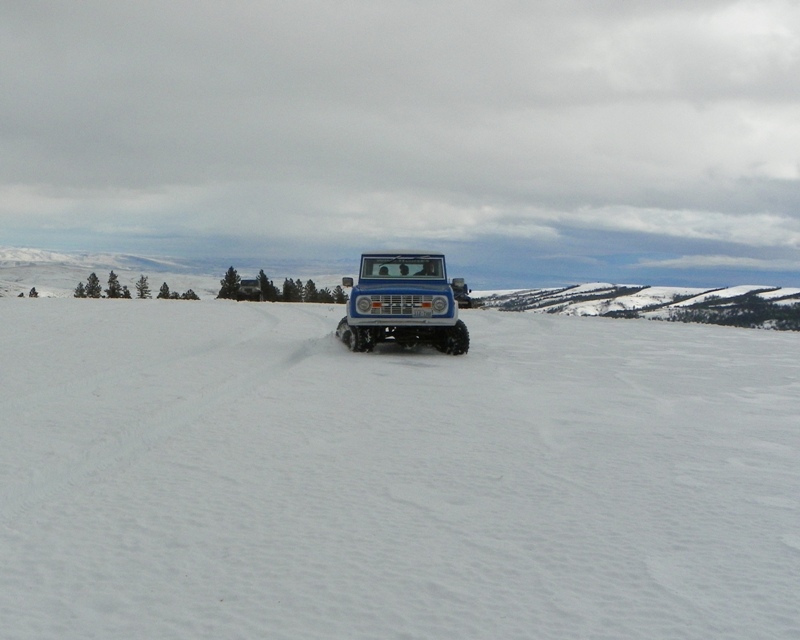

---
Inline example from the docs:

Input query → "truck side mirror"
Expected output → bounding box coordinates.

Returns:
[342,277,354,288]
[452,278,465,287]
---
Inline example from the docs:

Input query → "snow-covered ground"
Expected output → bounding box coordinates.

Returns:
[2,299,799,639]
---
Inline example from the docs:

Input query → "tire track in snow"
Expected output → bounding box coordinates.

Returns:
[0,308,332,526]
[1,302,284,421]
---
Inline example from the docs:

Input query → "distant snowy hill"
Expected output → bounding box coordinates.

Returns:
[0,247,186,270]
[476,282,800,329]
[0,247,222,299]
[0,247,349,299]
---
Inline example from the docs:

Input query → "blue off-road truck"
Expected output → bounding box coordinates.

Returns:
[336,251,470,354]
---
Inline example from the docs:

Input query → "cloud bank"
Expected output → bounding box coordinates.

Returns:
[2,1,800,286]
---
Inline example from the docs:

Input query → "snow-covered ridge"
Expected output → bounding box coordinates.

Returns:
[0,247,222,299]
[0,247,347,299]
[477,282,800,317]
[0,247,186,270]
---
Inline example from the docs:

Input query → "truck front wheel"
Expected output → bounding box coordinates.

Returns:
[351,326,376,352]
[436,319,470,355]
[338,318,375,352]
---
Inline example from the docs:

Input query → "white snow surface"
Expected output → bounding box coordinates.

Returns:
[2,299,800,639]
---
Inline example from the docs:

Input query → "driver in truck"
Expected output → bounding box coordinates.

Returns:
[415,260,437,276]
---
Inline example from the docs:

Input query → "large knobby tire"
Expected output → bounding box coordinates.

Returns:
[437,319,470,355]
[351,326,375,352]
[336,317,353,348]
[337,317,374,352]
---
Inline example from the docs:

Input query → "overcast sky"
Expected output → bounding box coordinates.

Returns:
[3,1,800,287]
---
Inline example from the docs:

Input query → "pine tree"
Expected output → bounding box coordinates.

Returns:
[74,282,87,298]
[105,271,122,298]
[304,279,319,303]
[157,282,171,299]
[181,289,200,300]
[282,278,301,302]
[217,266,240,299]
[258,269,268,298]
[332,285,348,304]
[28,287,39,298]
[121,286,132,299]
[295,279,304,302]
[85,273,102,298]
[317,287,334,303]
[135,275,151,299]
[258,269,279,302]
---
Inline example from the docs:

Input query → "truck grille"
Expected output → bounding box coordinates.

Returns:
[368,294,433,315]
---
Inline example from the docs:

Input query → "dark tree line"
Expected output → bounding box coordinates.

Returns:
[666,294,800,331]
[216,266,347,304]
[74,272,199,300]
[47,267,345,303]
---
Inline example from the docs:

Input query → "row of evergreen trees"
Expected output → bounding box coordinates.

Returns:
[666,294,800,330]
[216,267,348,303]
[63,267,349,303]
[74,272,199,300]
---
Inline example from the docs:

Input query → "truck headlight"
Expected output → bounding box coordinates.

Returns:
[432,296,448,314]
[356,296,372,313]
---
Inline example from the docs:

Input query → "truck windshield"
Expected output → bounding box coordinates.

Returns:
[361,256,445,279]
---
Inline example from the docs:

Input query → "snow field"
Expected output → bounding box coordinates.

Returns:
[1,298,799,639]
